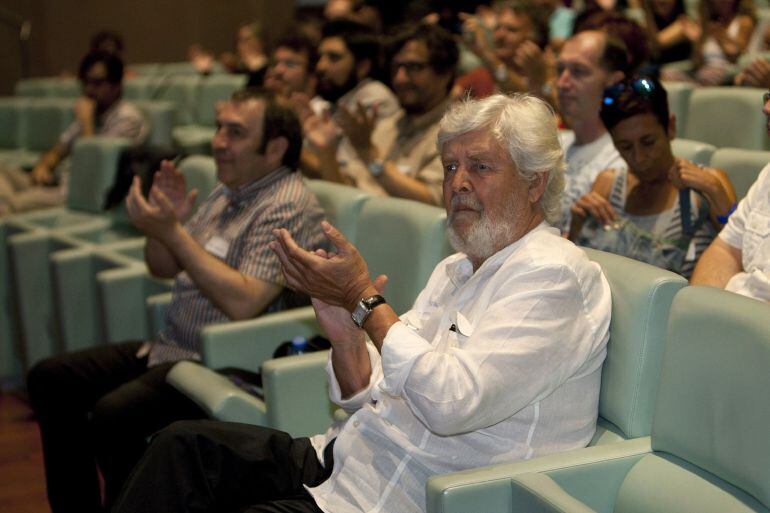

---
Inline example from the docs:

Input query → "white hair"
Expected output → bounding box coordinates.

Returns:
[437,93,565,225]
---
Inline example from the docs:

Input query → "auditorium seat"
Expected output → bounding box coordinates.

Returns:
[437,286,770,513]
[709,147,770,200]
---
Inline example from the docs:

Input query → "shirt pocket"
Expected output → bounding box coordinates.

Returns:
[743,211,770,269]
[446,311,474,350]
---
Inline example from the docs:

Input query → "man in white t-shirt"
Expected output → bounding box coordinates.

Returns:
[555,30,628,232]
[692,147,770,301]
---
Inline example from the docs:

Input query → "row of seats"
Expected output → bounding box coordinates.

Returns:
[0,154,219,383]
[11,73,248,154]
[0,96,176,168]
[167,249,770,513]
[662,83,770,152]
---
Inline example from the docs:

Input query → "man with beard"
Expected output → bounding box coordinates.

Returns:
[26,89,327,513]
[264,32,318,100]
[296,19,399,184]
[334,22,458,205]
[0,51,148,215]
[555,29,629,232]
[111,94,612,513]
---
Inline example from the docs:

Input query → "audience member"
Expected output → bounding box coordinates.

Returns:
[295,19,399,182]
[461,0,552,97]
[25,89,327,513]
[570,76,736,278]
[663,0,756,85]
[534,0,577,50]
[112,93,611,513]
[691,89,770,301]
[193,21,270,84]
[0,51,148,216]
[264,31,319,99]
[735,55,770,87]
[576,10,652,75]
[555,30,629,231]
[330,22,458,205]
[642,0,698,66]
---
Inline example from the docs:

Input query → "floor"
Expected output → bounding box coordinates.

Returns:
[0,391,49,513]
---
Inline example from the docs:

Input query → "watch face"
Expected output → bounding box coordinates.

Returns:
[351,301,368,327]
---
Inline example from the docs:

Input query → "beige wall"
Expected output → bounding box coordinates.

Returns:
[0,0,295,95]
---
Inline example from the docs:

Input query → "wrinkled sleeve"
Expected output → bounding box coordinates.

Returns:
[378,264,610,436]
[326,341,384,413]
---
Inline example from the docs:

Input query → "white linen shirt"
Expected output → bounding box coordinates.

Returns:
[719,163,770,301]
[308,223,612,513]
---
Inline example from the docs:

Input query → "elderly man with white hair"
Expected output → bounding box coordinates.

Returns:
[112,94,612,513]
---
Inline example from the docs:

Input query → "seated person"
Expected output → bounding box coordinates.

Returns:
[0,51,148,216]
[569,76,737,278]
[112,94,612,513]
[691,92,770,301]
[26,89,327,513]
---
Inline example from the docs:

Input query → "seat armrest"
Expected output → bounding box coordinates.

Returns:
[146,292,173,335]
[508,473,598,513]
[262,351,335,437]
[426,437,651,513]
[97,265,172,343]
[166,361,268,426]
[200,306,319,372]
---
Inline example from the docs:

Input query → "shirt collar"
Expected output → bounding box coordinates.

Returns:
[445,222,554,286]
[224,166,291,208]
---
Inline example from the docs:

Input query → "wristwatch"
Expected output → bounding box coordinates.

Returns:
[351,294,387,328]
[368,159,385,177]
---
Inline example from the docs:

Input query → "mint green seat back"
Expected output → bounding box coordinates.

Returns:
[662,81,694,132]
[23,99,74,152]
[195,74,247,126]
[134,99,175,150]
[154,75,200,126]
[582,249,687,444]
[684,87,769,150]
[709,147,770,200]
[629,286,770,512]
[355,196,452,316]
[0,97,26,150]
[671,138,717,166]
[67,137,131,212]
[178,155,219,213]
[123,76,156,101]
[305,180,370,243]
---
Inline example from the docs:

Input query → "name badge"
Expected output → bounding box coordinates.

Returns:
[205,235,230,259]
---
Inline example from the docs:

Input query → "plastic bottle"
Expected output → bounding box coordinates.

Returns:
[287,336,308,355]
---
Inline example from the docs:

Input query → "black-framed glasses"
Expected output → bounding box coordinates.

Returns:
[603,77,657,107]
[763,90,770,104]
[390,61,430,76]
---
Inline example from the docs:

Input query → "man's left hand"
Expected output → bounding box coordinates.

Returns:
[270,221,381,311]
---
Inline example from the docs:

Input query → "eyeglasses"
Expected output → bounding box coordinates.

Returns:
[391,61,430,75]
[763,90,770,104]
[82,76,109,87]
[602,77,657,107]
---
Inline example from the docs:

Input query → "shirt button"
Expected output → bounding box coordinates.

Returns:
[353,420,360,428]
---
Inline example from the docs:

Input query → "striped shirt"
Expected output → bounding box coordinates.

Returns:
[577,167,717,278]
[148,166,326,365]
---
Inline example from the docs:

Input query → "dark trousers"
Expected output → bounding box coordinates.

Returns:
[113,420,331,513]
[26,341,207,513]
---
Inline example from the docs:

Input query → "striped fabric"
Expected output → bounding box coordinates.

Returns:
[580,167,716,278]
[148,167,327,366]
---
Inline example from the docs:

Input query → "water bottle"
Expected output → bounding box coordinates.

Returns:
[287,336,308,355]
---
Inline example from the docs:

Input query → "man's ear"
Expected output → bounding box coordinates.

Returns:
[265,136,289,167]
[356,59,372,82]
[529,171,549,204]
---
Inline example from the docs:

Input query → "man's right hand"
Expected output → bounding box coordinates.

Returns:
[571,191,618,226]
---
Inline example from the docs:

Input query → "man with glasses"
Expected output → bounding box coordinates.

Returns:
[0,51,148,215]
[691,90,770,301]
[327,22,459,205]
[264,32,318,100]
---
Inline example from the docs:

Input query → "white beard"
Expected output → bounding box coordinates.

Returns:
[446,195,517,264]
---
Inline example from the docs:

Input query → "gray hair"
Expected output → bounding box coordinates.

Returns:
[437,93,565,225]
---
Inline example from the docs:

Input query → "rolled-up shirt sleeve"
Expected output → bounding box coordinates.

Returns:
[326,340,384,413]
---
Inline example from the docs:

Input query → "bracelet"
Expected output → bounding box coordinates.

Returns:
[716,203,738,224]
